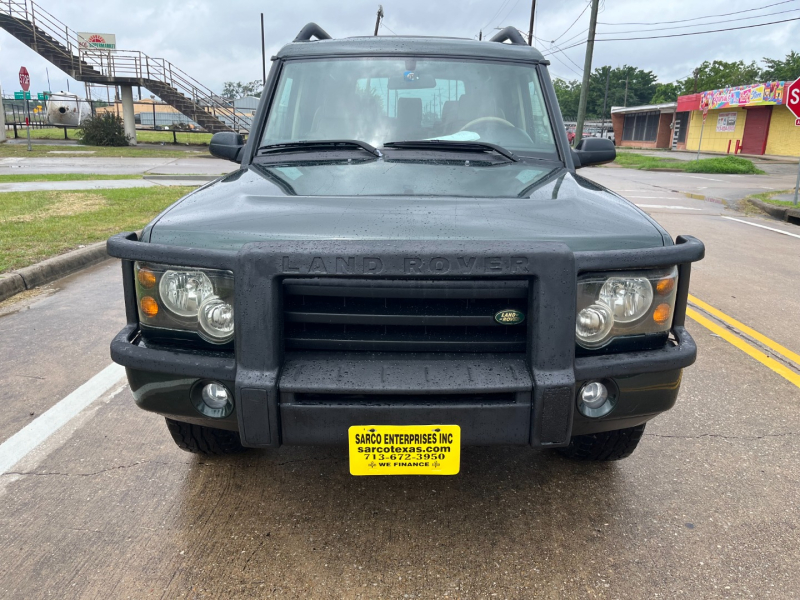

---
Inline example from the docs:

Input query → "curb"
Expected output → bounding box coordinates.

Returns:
[747,198,800,225]
[681,191,729,206]
[143,174,219,182]
[0,241,109,303]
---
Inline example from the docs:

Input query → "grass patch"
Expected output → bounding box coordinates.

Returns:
[748,190,799,208]
[23,127,213,146]
[0,186,193,272]
[0,173,142,183]
[0,142,207,159]
[613,152,765,174]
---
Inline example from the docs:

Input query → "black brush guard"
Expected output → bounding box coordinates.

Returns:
[108,233,704,448]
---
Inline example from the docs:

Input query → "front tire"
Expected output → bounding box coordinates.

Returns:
[165,418,248,455]
[558,424,646,461]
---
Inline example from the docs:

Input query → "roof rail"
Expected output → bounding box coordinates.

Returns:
[489,26,527,46]
[294,23,332,42]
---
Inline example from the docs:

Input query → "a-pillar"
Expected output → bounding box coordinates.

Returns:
[0,84,6,143]
[120,85,137,145]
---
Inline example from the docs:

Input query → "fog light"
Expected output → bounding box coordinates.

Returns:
[580,381,608,408]
[192,381,234,418]
[202,383,230,409]
[577,380,616,418]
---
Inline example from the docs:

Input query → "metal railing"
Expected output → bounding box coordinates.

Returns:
[1,0,252,132]
[2,94,221,142]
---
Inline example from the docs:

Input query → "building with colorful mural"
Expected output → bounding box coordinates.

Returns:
[610,80,800,157]
[678,80,799,156]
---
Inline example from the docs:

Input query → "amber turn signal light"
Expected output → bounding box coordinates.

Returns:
[656,277,675,295]
[137,267,157,289]
[140,296,159,317]
[652,303,671,325]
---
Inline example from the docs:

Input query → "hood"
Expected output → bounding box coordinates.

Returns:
[146,160,667,252]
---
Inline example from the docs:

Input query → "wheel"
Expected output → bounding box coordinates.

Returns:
[558,424,646,461]
[165,418,248,455]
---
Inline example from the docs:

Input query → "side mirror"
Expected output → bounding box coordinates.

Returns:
[209,131,245,163]
[571,137,615,169]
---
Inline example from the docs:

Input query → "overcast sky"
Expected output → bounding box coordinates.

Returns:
[1,0,799,99]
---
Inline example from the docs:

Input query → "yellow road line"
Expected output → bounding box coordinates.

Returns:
[689,294,800,367]
[686,308,800,389]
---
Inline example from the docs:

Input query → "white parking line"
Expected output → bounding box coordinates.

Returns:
[722,216,800,239]
[0,363,125,475]
[636,204,702,210]
[687,175,723,181]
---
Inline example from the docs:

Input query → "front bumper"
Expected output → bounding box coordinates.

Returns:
[108,233,704,448]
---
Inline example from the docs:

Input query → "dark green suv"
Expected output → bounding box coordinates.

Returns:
[108,24,703,473]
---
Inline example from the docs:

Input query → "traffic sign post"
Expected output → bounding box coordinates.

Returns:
[19,67,32,152]
[696,101,709,161]
[786,77,800,205]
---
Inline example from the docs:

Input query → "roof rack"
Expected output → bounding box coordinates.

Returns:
[489,26,527,46]
[294,23,332,42]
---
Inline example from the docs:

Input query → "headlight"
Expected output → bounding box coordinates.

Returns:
[576,267,678,349]
[134,262,234,345]
[159,270,214,317]
[598,277,653,323]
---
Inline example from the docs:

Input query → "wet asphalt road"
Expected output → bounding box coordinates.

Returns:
[0,166,799,599]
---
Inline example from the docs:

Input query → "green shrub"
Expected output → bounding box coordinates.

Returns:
[78,113,131,146]
[683,155,764,174]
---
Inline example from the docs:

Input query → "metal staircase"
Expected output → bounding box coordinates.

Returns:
[0,0,251,133]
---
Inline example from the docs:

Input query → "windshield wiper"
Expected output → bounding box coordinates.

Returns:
[382,140,518,162]
[257,139,382,157]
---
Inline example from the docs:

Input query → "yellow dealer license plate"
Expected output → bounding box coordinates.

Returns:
[348,425,461,476]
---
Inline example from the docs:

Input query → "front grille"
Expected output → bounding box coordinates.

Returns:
[283,279,529,352]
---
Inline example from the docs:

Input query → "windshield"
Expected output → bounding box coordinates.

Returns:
[261,57,558,158]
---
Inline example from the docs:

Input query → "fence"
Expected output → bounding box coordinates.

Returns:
[2,95,224,143]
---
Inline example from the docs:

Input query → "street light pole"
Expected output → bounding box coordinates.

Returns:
[574,0,600,147]
[527,0,536,46]
[374,5,384,36]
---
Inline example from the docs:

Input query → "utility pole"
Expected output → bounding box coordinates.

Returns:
[261,13,267,86]
[374,5,384,36]
[693,69,699,93]
[623,75,629,107]
[527,0,536,46]
[479,30,482,41]
[574,0,599,146]
[600,66,610,137]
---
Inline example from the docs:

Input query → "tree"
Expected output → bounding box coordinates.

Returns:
[651,82,679,104]
[556,66,658,119]
[676,60,760,95]
[553,78,581,119]
[760,50,800,82]
[221,79,264,100]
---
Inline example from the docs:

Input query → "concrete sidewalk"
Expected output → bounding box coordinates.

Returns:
[0,177,213,193]
[0,155,235,176]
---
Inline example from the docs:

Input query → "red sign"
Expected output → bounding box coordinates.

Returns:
[787,76,800,124]
[19,66,30,92]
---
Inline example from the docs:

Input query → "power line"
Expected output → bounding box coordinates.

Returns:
[598,0,794,26]
[595,7,800,36]
[480,0,513,32]
[543,16,800,53]
[552,2,590,43]
[547,47,584,78]
[496,0,524,30]
[557,27,589,48]
[539,36,585,72]
[380,21,398,35]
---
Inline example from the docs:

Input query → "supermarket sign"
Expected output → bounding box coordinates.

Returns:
[77,32,116,50]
